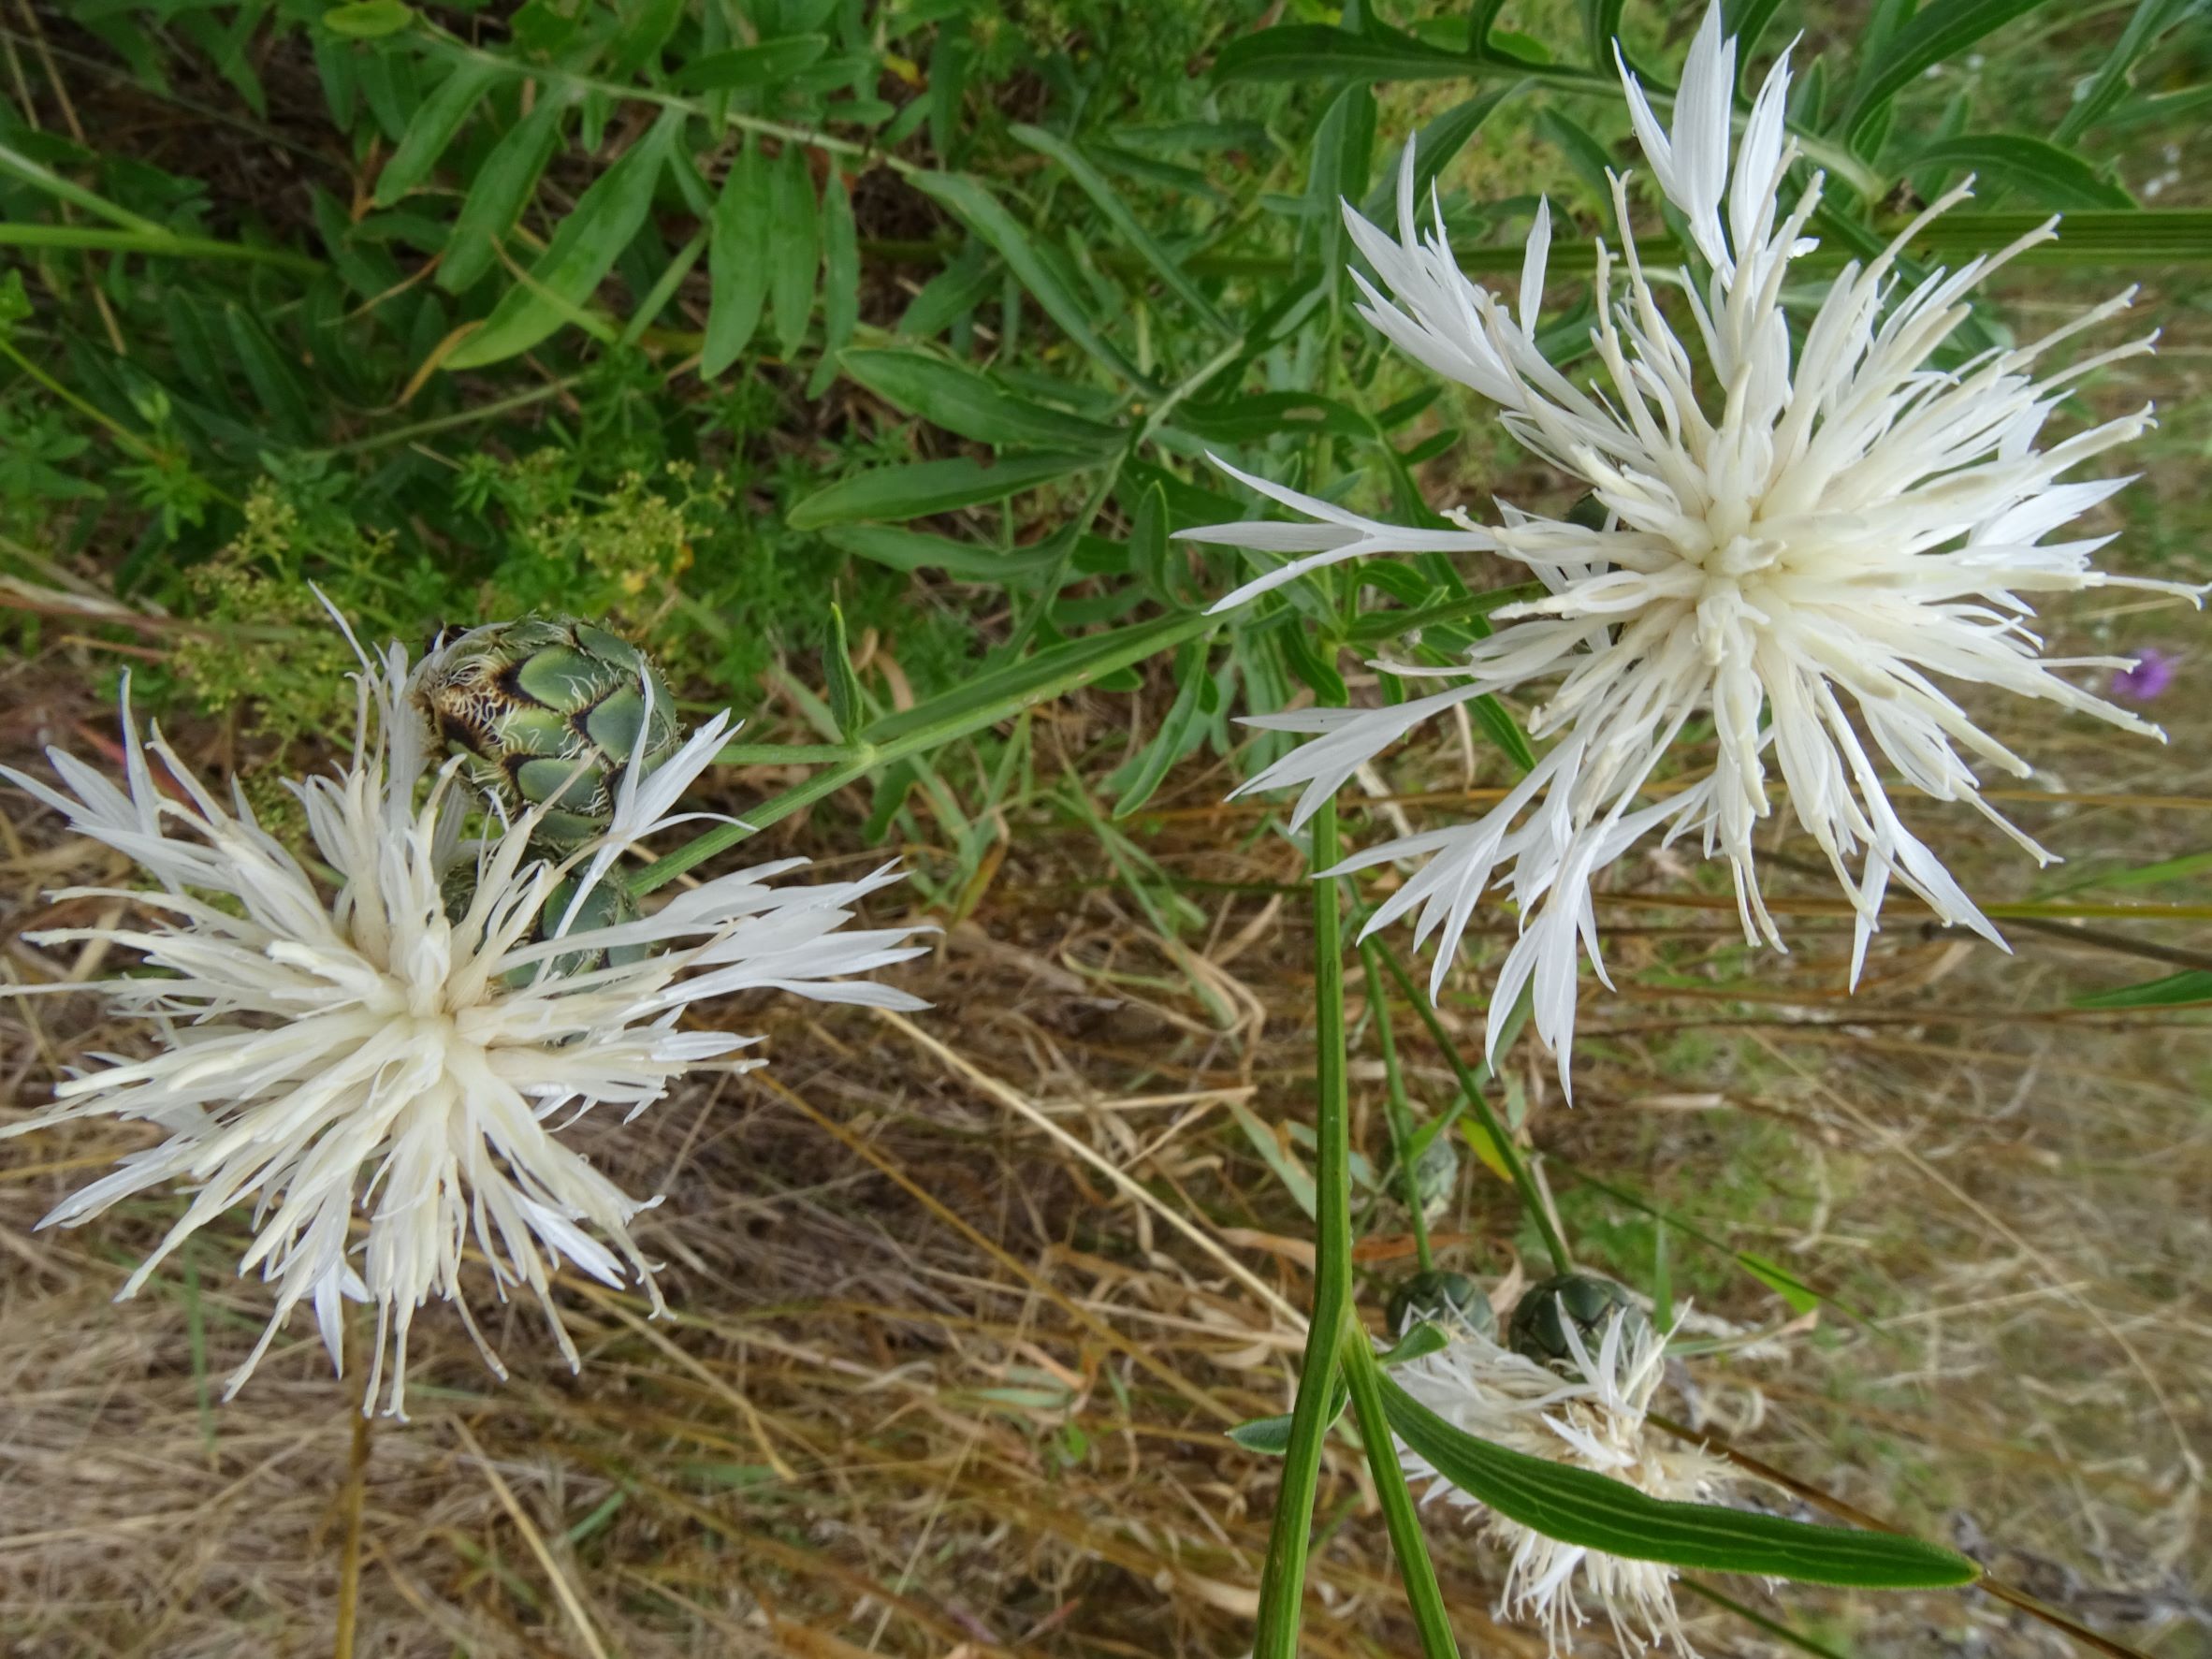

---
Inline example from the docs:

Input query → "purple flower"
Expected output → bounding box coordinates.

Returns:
[2112,648,2177,702]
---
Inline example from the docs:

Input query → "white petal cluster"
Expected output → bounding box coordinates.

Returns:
[1395,1310,1732,1653]
[3,633,928,1416]
[1186,1,2198,1084]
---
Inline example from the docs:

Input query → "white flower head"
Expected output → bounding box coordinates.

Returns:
[3,625,930,1417]
[1395,1307,1732,1653]
[1186,0,2201,1089]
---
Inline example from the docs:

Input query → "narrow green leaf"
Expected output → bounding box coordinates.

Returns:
[324,0,414,38]
[618,228,703,346]
[928,25,971,166]
[769,145,820,361]
[1536,107,1619,206]
[1377,1321,1451,1367]
[375,60,509,207]
[0,138,164,236]
[1579,0,1626,67]
[1229,1380,1350,1454]
[1010,124,1233,335]
[1906,135,2134,210]
[840,348,1121,449]
[1738,1250,1821,1316]
[1130,480,1173,600]
[702,138,769,376]
[676,36,830,93]
[808,169,857,397]
[2072,968,2212,1010]
[1393,81,1531,212]
[1722,0,1792,66]
[1841,0,2060,146]
[438,90,573,295]
[910,169,1141,381]
[861,610,1211,746]
[1211,22,1470,84]
[446,107,683,368]
[1379,1375,1981,1587]
[222,306,314,442]
[822,524,1063,580]
[1909,206,2212,263]
[823,604,865,740]
[1112,636,1214,818]
[788,452,1093,531]
[2054,0,2195,145]
[1175,391,1374,444]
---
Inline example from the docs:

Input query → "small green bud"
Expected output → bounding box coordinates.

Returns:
[1386,1270,1495,1341]
[1410,1133,1459,1225]
[1507,1272,1649,1372]
[417,618,680,847]
[521,875,647,983]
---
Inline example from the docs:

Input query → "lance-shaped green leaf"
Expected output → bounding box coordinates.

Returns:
[1212,22,1472,84]
[910,170,1142,381]
[374,58,511,207]
[841,349,1121,450]
[862,609,1212,746]
[769,145,820,361]
[2072,968,2212,1010]
[1230,1377,1349,1455]
[824,524,1064,580]
[703,138,770,376]
[2054,0,2195,145]
[823,604,866,740]
[1841,0,2059,146]
[810,169,858,397]
[438,87,571,294]
[675,35,829,93]
[789,452,1095,530]
[1009,124,1233,335]
[1906,135,2134,210]
[446,106,682,367]
[1377,1375,1980,1588]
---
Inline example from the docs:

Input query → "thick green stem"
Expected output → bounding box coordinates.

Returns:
[1375,943,1572,1276]
[1250,797,1352,1659]
[1340,1330,1460,1659]
[1361,939,1433,1273]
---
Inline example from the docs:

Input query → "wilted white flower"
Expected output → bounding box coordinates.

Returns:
[3,627,928,1417]
[1395,1308,1734,1652]
[1186,1,2199,1084]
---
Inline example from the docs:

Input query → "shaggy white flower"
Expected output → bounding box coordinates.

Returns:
[1186,1,2199,1084]
[1395,1307,1733,1652]
[3,633,928,1417]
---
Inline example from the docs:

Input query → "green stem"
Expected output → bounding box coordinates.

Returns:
[1375,943,1572,1276]
[630,608,1213,894]
[0,222,323,271]
[1251,797,1352,1659]
[313,381,579,458]
[1339,1330,1461,1659]
[1361,939,1433,1273]
[420,31,912,175]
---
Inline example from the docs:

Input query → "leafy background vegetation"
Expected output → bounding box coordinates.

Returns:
[1,0,2208,1653]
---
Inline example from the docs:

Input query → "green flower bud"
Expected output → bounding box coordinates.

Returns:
[416,618,681,848]
[1507,1272,1650,1372]
[523,874,647,983]
[1387,1269,1496,1341]
[1410,1133,1459,1225]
